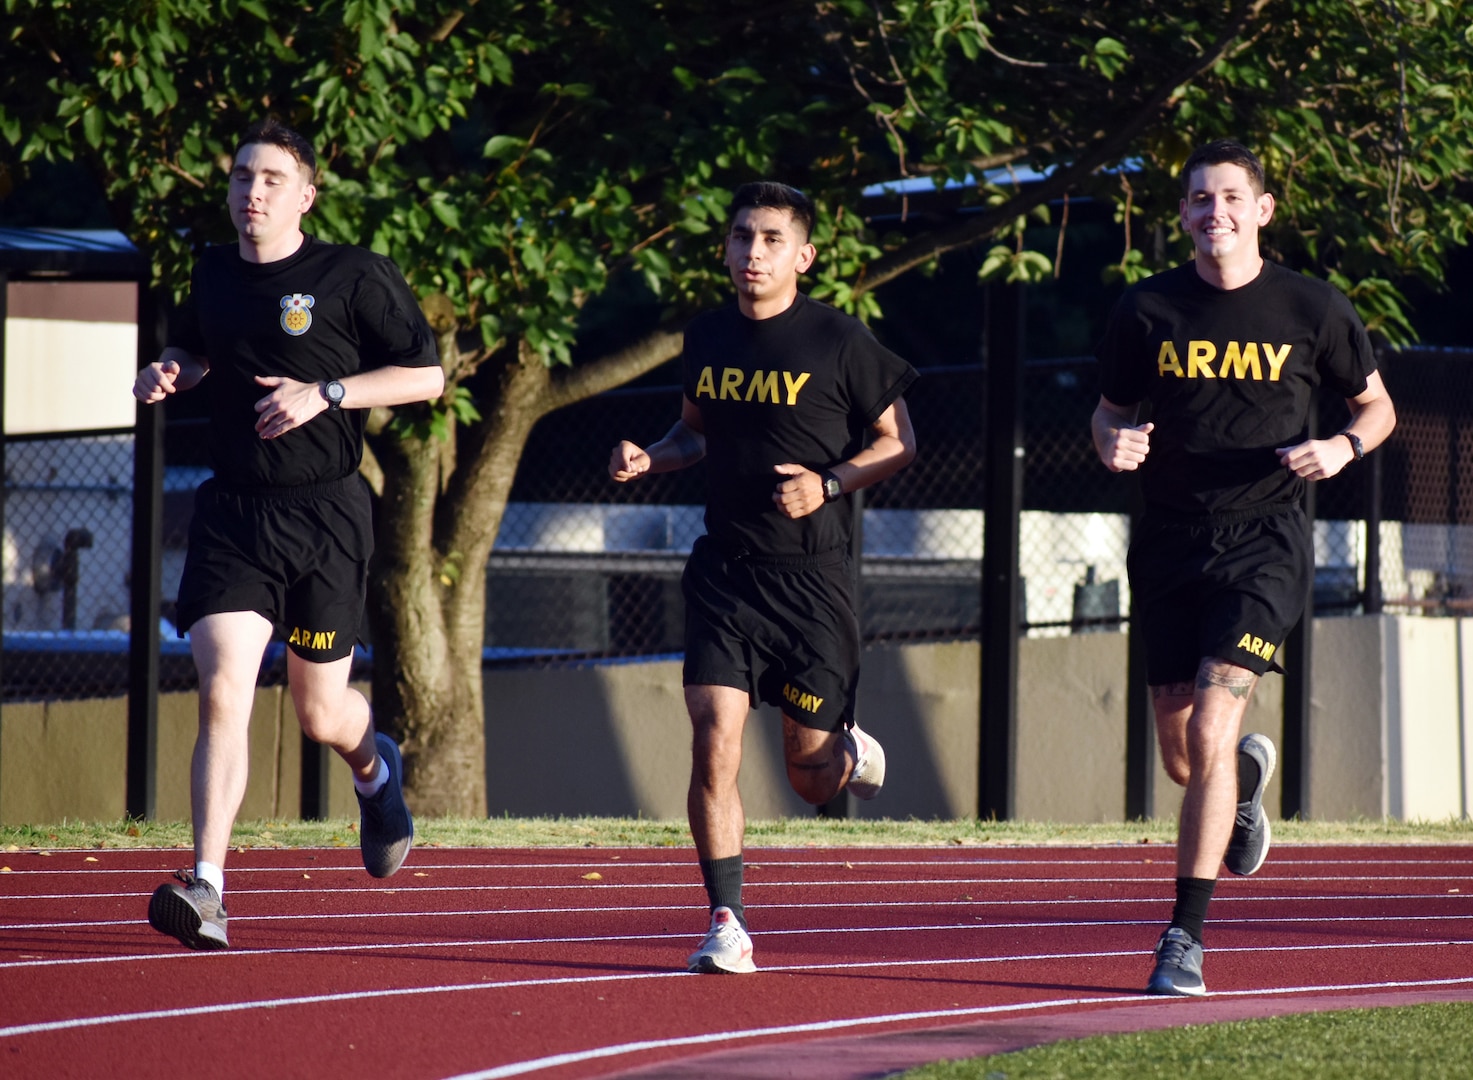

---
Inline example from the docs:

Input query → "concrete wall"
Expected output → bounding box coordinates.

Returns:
[3,617,1469,824]
[0,684,360,826]
[1308,616,1472,820]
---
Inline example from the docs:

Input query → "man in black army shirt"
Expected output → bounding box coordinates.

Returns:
[611,182,918,973]
[134,118,444,949]
[1093,140,1396,995]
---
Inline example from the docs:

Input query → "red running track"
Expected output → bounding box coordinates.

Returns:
[2,843,1471,1079]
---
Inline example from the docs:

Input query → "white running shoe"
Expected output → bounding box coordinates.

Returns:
[686,906,756,974]
[846,722,886,800]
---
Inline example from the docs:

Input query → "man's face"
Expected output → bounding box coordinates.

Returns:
[228,142,315,248]
[724,205,815,306]
[1180,162,1274,264]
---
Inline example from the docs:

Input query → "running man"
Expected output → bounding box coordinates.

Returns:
[1092,140,1396,994]
[610,181,918,973]
[134,117,445,949]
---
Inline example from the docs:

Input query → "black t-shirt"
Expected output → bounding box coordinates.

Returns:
[168,235,439,489]
[682,293,918,556]
[1096,260,1377,516]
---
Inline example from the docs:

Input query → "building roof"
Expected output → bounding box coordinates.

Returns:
[0,228,144,278]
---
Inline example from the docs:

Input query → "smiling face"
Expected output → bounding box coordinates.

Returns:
[228,141,316,263]
[723,205,816,319]
[1180,161,1274,278]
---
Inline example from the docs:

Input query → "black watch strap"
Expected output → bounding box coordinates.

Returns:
[820,470,843,502]
[1340,430,1364,461]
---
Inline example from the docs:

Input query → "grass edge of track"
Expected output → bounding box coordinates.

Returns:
[895,1001,1473,1079]
[3,814,1471,851]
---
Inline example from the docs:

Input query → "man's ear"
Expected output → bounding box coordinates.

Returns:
[1257,192,1275,227]
[797,243,816,273]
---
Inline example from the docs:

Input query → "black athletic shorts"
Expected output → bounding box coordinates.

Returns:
[1127,503,1312,685]
[175,474,372,663]
[682,535,861,732]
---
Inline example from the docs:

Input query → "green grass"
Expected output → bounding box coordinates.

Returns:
[897,1003,1473,1079]
[2,814,1471,851]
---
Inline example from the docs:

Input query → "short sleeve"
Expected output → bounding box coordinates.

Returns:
[842,323,918,425]
[1317,288,1377,398]
[352,257,439,370]
[1096,294,1149,407]
[166,271,206,357]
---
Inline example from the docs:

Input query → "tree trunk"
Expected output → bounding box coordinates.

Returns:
[366,326,684,815]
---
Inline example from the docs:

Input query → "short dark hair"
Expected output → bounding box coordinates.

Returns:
[234,118,317,185]
[730,181,816,241]
[1180,139,1266,199]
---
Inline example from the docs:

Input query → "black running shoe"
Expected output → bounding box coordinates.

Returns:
[148,869,228,950]
[1146,926,1205,996]
[1224,732,1277,876]
[358,731,414,878]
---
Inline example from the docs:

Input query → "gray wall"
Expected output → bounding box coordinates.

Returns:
[3,617,1469,824]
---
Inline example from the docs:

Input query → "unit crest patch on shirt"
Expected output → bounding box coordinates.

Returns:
[280,293,315,336]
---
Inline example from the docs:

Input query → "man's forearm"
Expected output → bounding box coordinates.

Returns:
[644,419,706,474]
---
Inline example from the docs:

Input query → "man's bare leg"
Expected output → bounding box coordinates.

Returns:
[189,611,275,871]
[781,713,853,806]
[1145,657,1257,995]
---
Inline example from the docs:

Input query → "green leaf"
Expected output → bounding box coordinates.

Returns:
[483,134,524,161]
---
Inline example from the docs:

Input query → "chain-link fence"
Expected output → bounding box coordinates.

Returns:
[5,347,1470,699]
[2,430,181,700]
[1313,346,1473,615]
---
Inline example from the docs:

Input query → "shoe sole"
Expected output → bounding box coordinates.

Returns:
[847,727,886,800]
[148,884,228,950]
[688,954,757,974]
[1146,978,1206,997]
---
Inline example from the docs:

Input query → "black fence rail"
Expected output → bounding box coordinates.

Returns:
[4,349,1470,699]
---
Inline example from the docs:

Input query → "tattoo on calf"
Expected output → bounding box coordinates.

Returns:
[1197,666,1256,699]
[1152,682,1195,700]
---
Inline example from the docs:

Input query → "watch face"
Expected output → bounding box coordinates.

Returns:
[327,380,345,403]
[824,477,842,500]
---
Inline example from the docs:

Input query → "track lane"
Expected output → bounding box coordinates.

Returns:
[2,844,1471,1079]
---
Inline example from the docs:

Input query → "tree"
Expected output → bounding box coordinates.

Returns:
[6,0,1470,813]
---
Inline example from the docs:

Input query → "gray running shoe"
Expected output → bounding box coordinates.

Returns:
[1145,926,1205,996]
[1224,732,1277,876]
[358,731,414,878]
[148,870,229,950]
[845,722,886,800]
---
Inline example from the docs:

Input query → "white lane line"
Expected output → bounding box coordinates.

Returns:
[8,901,1473,942]
[3,855,1469,876]
[445,973,1473,1079]
[6,874,1471,902]
[3,918,1471,973]
[4,943,1473,1042]
[442,973,1473,1079]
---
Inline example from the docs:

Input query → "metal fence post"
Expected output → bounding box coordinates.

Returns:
[1,269,8,812]
[1124,534,1154,819]
[127,283,163,820]
[979,283,1024,820]
[1280,429,1317,820]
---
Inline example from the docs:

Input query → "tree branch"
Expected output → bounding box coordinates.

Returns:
[853,0,1273,297]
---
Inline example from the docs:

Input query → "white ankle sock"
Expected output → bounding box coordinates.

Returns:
[195,861,225,897]
[354,755,389,798]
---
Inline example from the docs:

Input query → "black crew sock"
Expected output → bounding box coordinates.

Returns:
[1237,750,1262,804]
[1169,876,1216,945]
[699,855,746,930]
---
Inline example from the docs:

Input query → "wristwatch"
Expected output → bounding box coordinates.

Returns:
[322,379,346,411]
[819,469,843,503]
[1340,430,1364,462]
